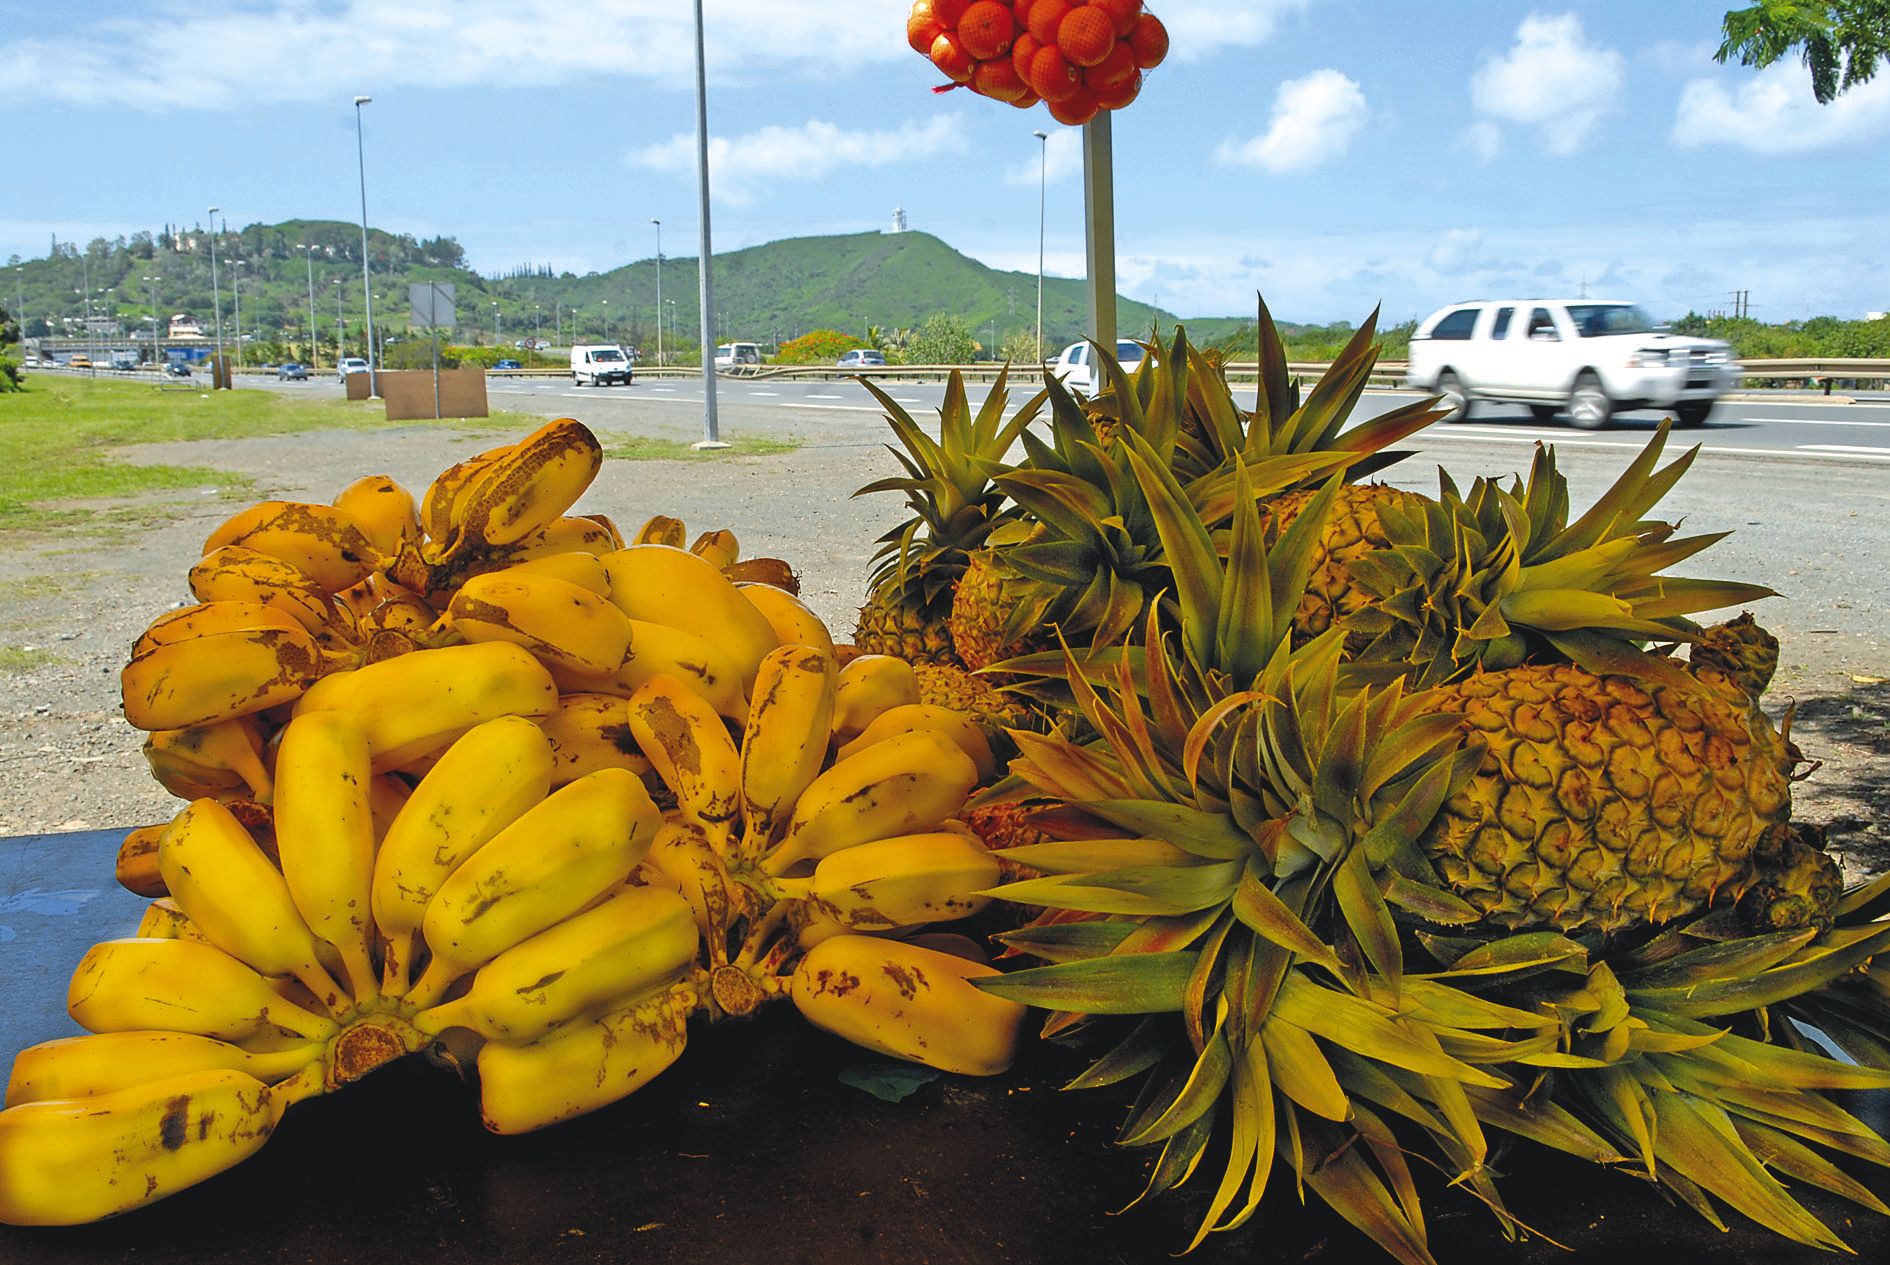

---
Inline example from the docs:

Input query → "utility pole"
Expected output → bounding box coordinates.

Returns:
[298,244,319,367]
[1081,115,1116,356]
[143,274,160,368]
[652,218,663,366]
[353,95,379,397]
[207,208,225,384]
[1034,129,1047,364]
[333,278,344,366]
[232,261,245,367]
[690,0,725,447]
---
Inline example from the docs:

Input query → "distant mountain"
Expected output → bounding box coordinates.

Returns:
[8,221,1210,356]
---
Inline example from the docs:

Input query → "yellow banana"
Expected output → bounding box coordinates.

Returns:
[332,474,422,559]
[601,545,780,692]
[120,621,322,732]
[550,618,749,721]
[157,798,344,1012]
[508,513,622,560]
[646,818,736,945]
[5,1031,319,1108]
[132,600,305,658]
[626,676,743,847]
[829,654,922,740]
[789,934,1024,1076]
[202,501,377,594]
[116,824,169,897]
[736,582,833,654]
[775,832,997,931]
[762,730,979,876]
[0,1065,319,1226]
[723,557,800,593]
[136,897,207,942]
[496,550,611,594]
[273,712,381,1004]
[359,588,438,641]
[368,772,411,839]
[445,570,632,676]
[836,703,997,782]
[690,528,740,570]
[738,645,836,857]
[633,514,687,547]
[455,418,603,547]
[420,442,511,542]
[293,641,557,769]
[188,545,350,636]
[372,716,554,993]
[142,717,275,803]
[416,885,698,1044]
[67,938,336,1044]
[537,692,654,786]
[477,985,691,1134]
[407,768,661,1007]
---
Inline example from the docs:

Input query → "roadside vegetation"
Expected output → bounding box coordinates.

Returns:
[0,376,515,532]
[605,435,800,462]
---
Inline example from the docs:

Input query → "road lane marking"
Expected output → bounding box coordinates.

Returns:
[892,397,924,403]
[1796,445,1890,459]
[1421,430,1888,462]
[1745,416,1890,428]
[781,402,886,412]
[747,390,781,396]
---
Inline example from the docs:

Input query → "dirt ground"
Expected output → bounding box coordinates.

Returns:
[1,415,1885,886]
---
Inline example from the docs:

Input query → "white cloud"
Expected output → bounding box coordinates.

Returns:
[1425,228,1485,273]
[1470,13,1624,155]
[1673,59,1890,154]
[1461,120,1503,162]
[1215,70,1367,173]
[0,1,905,110]
[1159,0,1320,60]
[633,117,967,206]
[1641,38,1721,76]
[1003,130,1081,187]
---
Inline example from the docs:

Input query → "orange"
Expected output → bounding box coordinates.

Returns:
[1011,32,1041,81]
[1091,0,1142,36]
[907,1,944,54]
[972,56,1028,103]
[956,1,1017,59]
[1085,37,1136,88]
[1015,0,1038,26]
[934,0,971,25]
[1057,6,1115,67]
[1026,0,1071,46]
[1027,43,1082,102]
[1128,12,1168,68]
[1011,90,1042,110]
[930,31,976,83]
[1094,69,1141,110]
[1047,85,1100,126]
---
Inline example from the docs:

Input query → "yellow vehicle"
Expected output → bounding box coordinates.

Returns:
[69,355,93,369]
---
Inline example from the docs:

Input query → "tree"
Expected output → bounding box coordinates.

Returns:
[1717,1,1890,101]
[905,313,977,366]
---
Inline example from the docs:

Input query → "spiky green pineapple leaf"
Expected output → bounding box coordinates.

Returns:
[971,950,1198,1013]
[994,920,1137,964]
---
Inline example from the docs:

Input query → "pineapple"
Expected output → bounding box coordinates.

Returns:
[970,436,1890,1259]
[852,369,1044,665]
[1257,482,1429,647]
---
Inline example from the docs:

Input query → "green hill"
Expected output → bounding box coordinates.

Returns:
[7,222,1184,363]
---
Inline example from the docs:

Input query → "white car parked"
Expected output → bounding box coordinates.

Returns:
[1050,339,1147,395]
[337,357,369,384]
[1405,299,1740,429]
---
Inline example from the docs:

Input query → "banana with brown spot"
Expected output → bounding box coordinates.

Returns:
[738,644,836,860]
[626,675,743,850]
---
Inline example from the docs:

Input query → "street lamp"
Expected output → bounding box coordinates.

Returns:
[296,244,319,369]
[690,0,724,446]
[353,95,379,397]
[332,277,345,366]
[142,275,161,369]
[666,299,676,358]
[13,267,24,361]
[601,298,610,344]
[207,207,225,380]
[534,304,543,351]
[493,301,502,347]
[1034,129,1048,365]
[231,261,245,367]
[651,218,663,366]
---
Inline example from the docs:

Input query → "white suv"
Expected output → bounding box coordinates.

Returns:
[1405,300,1739,429]
[1051,339,1147,395]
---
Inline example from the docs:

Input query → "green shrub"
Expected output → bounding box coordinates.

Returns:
[0,357,20,393]
[905,314,977,366]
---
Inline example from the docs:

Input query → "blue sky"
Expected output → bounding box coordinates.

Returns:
[5,1,1888,324]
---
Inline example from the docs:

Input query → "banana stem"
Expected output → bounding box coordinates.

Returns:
[293,960,352,1022]
[735,902,791,969]
[404,957,459,1011]
[381,930,415,997]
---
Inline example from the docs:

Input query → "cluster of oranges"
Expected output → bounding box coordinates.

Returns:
[908,0,1169,125]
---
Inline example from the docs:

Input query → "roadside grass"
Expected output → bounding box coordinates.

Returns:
[606,435,801,461]
[0,572,110,602]
[0,376,526,533]
[0,646,63,672]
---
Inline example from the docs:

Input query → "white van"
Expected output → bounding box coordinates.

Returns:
[1405,299,1739,429]
[571,344,633,387]
[1051,339,1147,395]
[714,343,762,372]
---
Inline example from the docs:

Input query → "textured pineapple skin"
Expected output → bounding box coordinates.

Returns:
[854,575,959,665]
[1418,663,1797,933]
[1261,483,1427,648]
[947,550,1018,671]
[912,662,1029,728]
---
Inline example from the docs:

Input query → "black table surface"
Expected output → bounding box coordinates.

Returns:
[1,827,1886,1264]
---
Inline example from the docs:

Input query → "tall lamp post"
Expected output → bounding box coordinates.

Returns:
[651,218,663,366]
[13,267,24,361]
[143,275,161,369]
[207,207,225,382]
[1034,129,1048,365]
[353,95,379,397]
[601,298,610,345]
[690,0,724,447]
[231,261,245,367]
[296,244,319,368]
[332,278,345,366]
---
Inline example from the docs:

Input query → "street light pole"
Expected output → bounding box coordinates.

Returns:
[333,278,344,367]
[207,208,225,382]
[601,298,610,344]
[298,245,319,368]
[13,267,24,361]
[79,253,95,377]
[1034,129,1048,365]
[493,302,502,347]
[651,218,663,366]
[143,275,160,368]
[353,95,379,397]
[691,0,724,447]
[231,261,245,367]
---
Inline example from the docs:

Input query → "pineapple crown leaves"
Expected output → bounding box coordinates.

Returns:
[853,368,1047,599]
[1336,422,1778,688]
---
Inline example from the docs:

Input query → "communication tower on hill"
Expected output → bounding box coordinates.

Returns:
[891,206,908,233]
